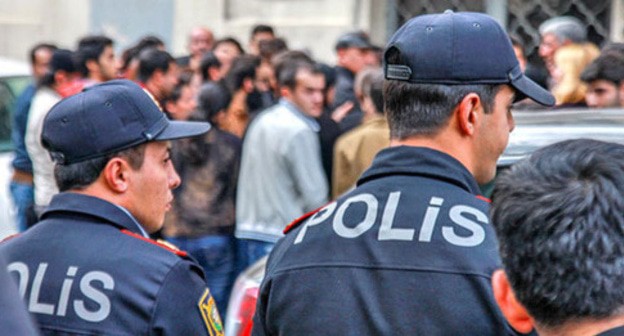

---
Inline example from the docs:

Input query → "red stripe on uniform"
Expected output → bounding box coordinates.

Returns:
[120,229,188,257]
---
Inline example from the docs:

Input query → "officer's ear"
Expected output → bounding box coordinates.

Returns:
[492,269,535,334]
[456,93,482,136]
[103,157,131,193]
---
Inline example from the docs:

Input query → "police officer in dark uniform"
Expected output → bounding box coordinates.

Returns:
[253,11,555,335]
[0,80,223,335]
[0,255,40,335]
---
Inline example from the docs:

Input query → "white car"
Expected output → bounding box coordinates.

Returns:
[0,57,31,239]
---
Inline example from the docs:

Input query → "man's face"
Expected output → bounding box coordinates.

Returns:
[190,28,214,57]
[167,84,197,121]
[126,141,180,233]
[339,47,368,74]
[286,69,325,118]
[585,80,621,108]
[97,45,118,82]
[539,33,562,70]
[250,31,274,55]
[474,85,516,184]
[214,42,242,76]
[33,47,53,81]
[160,62,180,99]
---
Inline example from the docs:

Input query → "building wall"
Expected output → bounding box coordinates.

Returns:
[0,0,384,64]
[0,0,621,65]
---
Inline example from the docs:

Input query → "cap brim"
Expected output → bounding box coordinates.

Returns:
[155,120,211,141]
[511,74,555,106]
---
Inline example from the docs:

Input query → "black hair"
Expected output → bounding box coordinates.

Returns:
[75,35,113,77]
[258,38,288,62]
[213,37,245,55]
[55,144,146,191]
[199,51,221,82]
[137,48,174,83]
[251,24,275,38]
[491,139,624,329]
[580,53,624,85]
[197,81,232,123]
[383,48,500,139]
[224,55,261,93]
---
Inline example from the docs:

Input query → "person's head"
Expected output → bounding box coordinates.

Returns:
[317,63,337,107]
[335,31,374,74]
[278,59,325,118]
[41,80,210,232]
[212,37,245,77]
[601,42,624,57]
[197,81,232,127]
[580,53,624,108]
[551,43,599,105]
[188,26,214,58]
[538,16,587,69]
[199,51,222,82]
[249,24,275,55]
[75,35,116,82]
[491,139,624,336]
[509,36,527,72]
[164,72,197,121]
[383,11,554,184]
[354,67,384,117]
[137,48,179,100]
[224,55,261,94]
[29,43,57,81]
[39,48,79,90]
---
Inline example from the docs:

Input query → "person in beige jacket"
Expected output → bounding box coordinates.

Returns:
[332,68,388,198]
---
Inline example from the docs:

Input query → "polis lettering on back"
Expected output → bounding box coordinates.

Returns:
[294,192,487,247]
[7,262,115,322]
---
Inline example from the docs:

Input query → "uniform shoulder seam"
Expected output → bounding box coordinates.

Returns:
[120,229,188,257]
[283,205,325,234]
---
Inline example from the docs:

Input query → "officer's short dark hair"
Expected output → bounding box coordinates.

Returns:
[580,53,624,86]
[75,35,113,77]
[383,49,500,139]
[491,139,624,329]
[199,51,221,82]
[137,49,175,83]
[55,145,146,192]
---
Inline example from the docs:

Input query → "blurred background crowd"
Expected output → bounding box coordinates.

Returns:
[2,0,624,321]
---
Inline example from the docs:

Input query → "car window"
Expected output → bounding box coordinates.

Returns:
[0,76,30,153]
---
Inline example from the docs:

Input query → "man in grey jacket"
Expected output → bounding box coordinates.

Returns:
[236,56,328,269]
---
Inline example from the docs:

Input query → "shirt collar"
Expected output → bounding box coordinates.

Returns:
[279,99,320,132]
[358,146,482,195]
[42,192,150,237]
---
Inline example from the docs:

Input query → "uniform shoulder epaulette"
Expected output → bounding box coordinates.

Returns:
[476,195,491,203]
[283,206,324,234]
[120,229,188,257]
[1,233,20,243]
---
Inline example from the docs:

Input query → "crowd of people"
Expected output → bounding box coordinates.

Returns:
[2,9,624,335]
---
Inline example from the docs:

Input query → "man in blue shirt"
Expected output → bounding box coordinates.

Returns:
[10,43,56,231]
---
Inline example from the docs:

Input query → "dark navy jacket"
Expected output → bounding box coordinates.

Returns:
[0,193,221,336]
[253,146,520,335]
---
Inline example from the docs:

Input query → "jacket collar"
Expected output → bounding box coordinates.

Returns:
[42,192,147,235]
[358,146,482,195]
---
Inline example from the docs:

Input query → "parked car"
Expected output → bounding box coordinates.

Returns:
[0,57,32,239]
[225,107,624,336]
